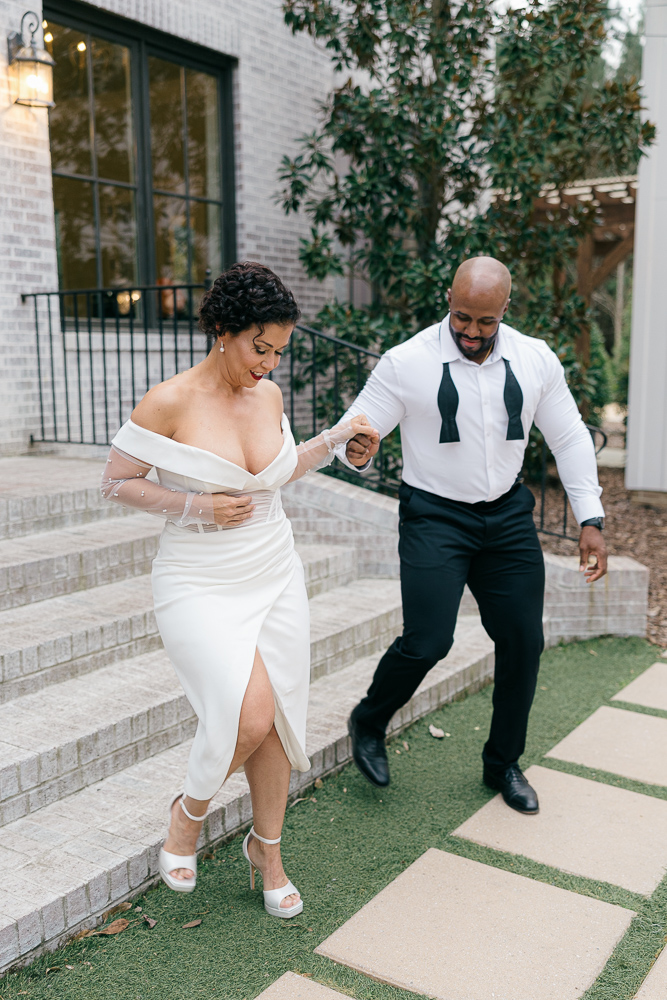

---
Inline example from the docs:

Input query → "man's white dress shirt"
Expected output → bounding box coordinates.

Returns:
[336,316,604,525]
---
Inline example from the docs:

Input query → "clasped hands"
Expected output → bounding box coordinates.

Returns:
[343,415,381,467]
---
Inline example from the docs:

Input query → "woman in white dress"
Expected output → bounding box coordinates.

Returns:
[101,262,378,917]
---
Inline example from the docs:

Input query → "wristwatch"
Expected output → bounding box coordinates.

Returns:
[580,517,604,531]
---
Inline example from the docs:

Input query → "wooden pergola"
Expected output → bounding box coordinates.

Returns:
[533,175,637,364]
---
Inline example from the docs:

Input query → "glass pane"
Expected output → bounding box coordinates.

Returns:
[53,176,97,289]
[190,200,222,281]
[186,69,221,200]
[48,23,92,176]
[154,194,189,283]
[149,57,185,194]
[99,185,137,287]
[92,38,134,184]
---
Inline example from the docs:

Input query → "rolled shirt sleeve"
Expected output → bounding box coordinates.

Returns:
[333,353,406,471]
[533,353,604,525]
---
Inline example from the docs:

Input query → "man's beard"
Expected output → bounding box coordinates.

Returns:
[449,320,499,360]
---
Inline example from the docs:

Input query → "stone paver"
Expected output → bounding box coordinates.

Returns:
[546,706,667,787]
[257,972,348,999]
[453,765,667,895]
[315,849,635,1000]
[612,663,667,712]
[633,946,667,999]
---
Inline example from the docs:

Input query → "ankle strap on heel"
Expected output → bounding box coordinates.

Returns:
[179,795,206,823]
[249,826,281,845]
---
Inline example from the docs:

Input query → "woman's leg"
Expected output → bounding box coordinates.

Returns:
[244,725,300,908]
[163,647,276,880]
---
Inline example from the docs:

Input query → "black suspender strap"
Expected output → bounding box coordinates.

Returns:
[437,357,525,443]
[502,358,525,440]
[437,363,461,443]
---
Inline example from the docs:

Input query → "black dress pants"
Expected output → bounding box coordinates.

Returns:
[351,481,545,772]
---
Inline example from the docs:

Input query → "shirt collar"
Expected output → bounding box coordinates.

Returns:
[439,314,513,365]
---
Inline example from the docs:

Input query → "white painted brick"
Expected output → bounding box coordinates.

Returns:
[65,886,88,928]
[17,908,41,954]
[87,872,110,913]
[109,863,129,899]
[40,898,65,941]
[18,757,38,792]
[2,651,20,681]
[0,766,20,800]
[0,915,19,969]
[128,853,148,888]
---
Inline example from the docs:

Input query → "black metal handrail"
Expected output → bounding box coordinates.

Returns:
[23,284,604,541]
[23,282,208,447]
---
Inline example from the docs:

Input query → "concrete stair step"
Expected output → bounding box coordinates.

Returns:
[0,575,400,825]
[0,543,361,703]
[294,531,399,578]
[0,456,124,540]
[308,577,401,680]
[0,615,492,973]
[0,515,161,611]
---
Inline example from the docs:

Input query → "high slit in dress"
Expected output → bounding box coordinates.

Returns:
[109,415,311,801]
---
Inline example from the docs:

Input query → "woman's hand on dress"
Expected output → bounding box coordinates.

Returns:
[210,493,255,526]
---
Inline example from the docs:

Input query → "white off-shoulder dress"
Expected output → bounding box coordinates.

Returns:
[104,414,322,801]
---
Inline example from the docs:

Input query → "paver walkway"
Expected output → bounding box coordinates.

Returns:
[633,947,667,999]
[612,661,667,710]
[316,849,633,1000]
[257,972,348,998]
[271,660,667,999]
[546,705,667,786]
[453,764,667,895]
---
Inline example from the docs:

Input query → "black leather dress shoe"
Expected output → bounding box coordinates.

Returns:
[348,716,390,787]
[483,764,539,814]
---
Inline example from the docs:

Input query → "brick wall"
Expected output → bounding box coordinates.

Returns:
[0,1,59,455]
[0,0,334,454]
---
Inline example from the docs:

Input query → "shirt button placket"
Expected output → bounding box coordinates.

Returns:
[481,366,494,499]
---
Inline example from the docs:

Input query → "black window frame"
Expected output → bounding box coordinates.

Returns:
[44,0,237,289]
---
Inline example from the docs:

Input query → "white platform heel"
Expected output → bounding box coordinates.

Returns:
[242,827,303,918]
[158,794,204,893]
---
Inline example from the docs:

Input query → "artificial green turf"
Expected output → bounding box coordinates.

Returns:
[2,636,665,1000]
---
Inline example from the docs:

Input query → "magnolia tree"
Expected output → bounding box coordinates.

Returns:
[280,0,653,425]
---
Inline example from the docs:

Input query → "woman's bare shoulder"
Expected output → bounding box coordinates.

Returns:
[260,378,284,420]
[261,377,283,402]
[131,375,188,436]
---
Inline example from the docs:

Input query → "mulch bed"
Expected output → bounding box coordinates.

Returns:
[531,468,667,648]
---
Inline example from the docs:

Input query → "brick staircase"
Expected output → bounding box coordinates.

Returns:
[0,460,495,973]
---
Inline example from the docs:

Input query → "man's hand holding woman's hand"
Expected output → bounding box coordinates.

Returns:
[344,415,381,467]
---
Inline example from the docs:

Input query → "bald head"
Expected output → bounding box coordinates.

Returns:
[451,256,512,303]
[447,257,512,363]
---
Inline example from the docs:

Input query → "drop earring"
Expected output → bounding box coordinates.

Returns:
[219,343,225,353]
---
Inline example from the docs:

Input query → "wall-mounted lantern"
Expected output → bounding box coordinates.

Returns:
[7,10,55,108]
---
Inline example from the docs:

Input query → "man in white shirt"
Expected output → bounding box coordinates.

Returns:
[341,256,607,813]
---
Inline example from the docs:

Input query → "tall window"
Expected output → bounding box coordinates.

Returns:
[148,58,222,286]
[44,5,233,292]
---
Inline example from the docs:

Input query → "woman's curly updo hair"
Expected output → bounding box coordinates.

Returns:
[199,261,301,350]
